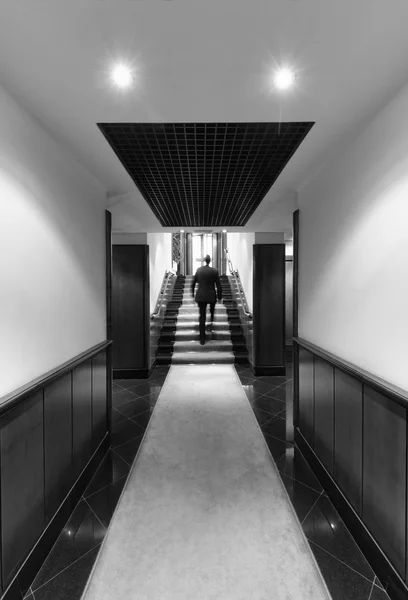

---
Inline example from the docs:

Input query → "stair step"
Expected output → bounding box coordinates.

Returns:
[162,351,235,365]
[162,330,232,341]
[175,313,229,322]
[161,321,237,331]
[171,340,233,352]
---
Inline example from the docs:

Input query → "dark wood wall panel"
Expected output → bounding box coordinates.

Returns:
[294,338,408,596]
[314,357,334,474]
[363,386,407,577]
[298,347,314,448]
[0,342,110,600]
[1,392,44,587]
[72,360,92,479]
[112,245,149,374]
[92,350,107,451]
[334,369,363,514]
[44,373,73,523]
[253,244,285,372]
[285,259,293,343]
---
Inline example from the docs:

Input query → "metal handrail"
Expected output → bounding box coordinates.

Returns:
[224,249,252,318]
[150,270,177,319]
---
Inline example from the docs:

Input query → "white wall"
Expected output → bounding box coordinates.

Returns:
[112,233,147,245]
[147,233,172,313]
[0,86,107,398]
[226,233,255,311]
[298,79,408,391]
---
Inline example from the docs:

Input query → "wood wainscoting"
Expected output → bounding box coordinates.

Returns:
[0,341,111,600]
[294,337,408,600]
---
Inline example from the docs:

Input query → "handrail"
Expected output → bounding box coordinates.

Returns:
[224,249,252,318]
[150,270,177,319]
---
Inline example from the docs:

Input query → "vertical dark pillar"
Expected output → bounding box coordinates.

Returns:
[212,233,219,271]
[112,245,150,378]
[221,231,227,274]
[252,243,285,376]
[293,210,299,338]
[105,211,112,437]
[186,233,192,275]
[293,209,299,426]
[179,231,186,275]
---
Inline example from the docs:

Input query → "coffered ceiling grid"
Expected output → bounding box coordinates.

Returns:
[98,122,314,227]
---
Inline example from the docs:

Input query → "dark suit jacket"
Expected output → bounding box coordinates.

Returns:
[191,265,222,303]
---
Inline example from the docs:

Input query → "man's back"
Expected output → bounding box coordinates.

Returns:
[192,265,222,303]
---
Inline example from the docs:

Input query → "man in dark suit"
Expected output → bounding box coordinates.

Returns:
[191,254,222,345]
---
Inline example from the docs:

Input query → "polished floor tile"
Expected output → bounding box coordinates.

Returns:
[263,431,293,463]
[31,501,105,592]
[84,451,130,498]
[85,478,127,528]
[111,407,129,426]
[126,382,161,400]
[369,584,391,599]
[279,473,322,523]
[373,578,390,596]
[110,414,145,447]
[32,546,100,600]
[113,435,144,466]
[248,394,286,417]
[262,384,292,404]
[114,396,153,419]
[309,542,374,600]
[248,379,280,395]
[276,450,323,494]
[260,414,287,440]
[302,494,376,582]
[112,388,139,407]
[130,408,154,430]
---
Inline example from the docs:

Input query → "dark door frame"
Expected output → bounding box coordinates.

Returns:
[105,210,112,436]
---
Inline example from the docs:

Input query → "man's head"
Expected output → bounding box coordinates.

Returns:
[204,255,211,265]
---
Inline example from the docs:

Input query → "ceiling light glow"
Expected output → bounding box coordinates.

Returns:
[273,67,296,90]
[111,64,133,88]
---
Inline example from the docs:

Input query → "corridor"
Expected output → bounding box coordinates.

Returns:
[23,364,389,600]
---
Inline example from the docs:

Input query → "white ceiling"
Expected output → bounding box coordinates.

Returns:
[1,1,408,235]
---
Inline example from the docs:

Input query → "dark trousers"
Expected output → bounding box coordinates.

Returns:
[198,302,215,341]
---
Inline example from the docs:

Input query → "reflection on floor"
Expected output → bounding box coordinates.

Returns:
[24,364,391,600]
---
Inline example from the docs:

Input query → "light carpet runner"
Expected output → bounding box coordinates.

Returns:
[81,365,331,600]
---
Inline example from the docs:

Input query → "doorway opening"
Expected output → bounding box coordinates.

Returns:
[192,233,213,269]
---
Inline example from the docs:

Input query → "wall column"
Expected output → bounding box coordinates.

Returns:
[112,244,150,378]
[252,232,286,376]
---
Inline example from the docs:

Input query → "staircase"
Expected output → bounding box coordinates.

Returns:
[156,275,248,365]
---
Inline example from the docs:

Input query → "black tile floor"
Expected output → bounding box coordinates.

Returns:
[24,363,391,600]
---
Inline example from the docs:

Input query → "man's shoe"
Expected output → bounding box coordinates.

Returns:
[200,339,205,346]
[207,322,213,333]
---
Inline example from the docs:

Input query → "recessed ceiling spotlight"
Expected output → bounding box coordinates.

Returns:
[180,229,185,233]
[222,229,227,233]
[273,67,296,90]
[111,64,134,88]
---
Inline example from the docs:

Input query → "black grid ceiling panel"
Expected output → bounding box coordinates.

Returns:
[98,122,314,227]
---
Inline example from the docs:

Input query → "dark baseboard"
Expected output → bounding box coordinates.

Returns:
[295,430,408,600]
[113,368,149,379]
[4,434,109,600]
[149,359,157,375]
[250,364,286,376]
